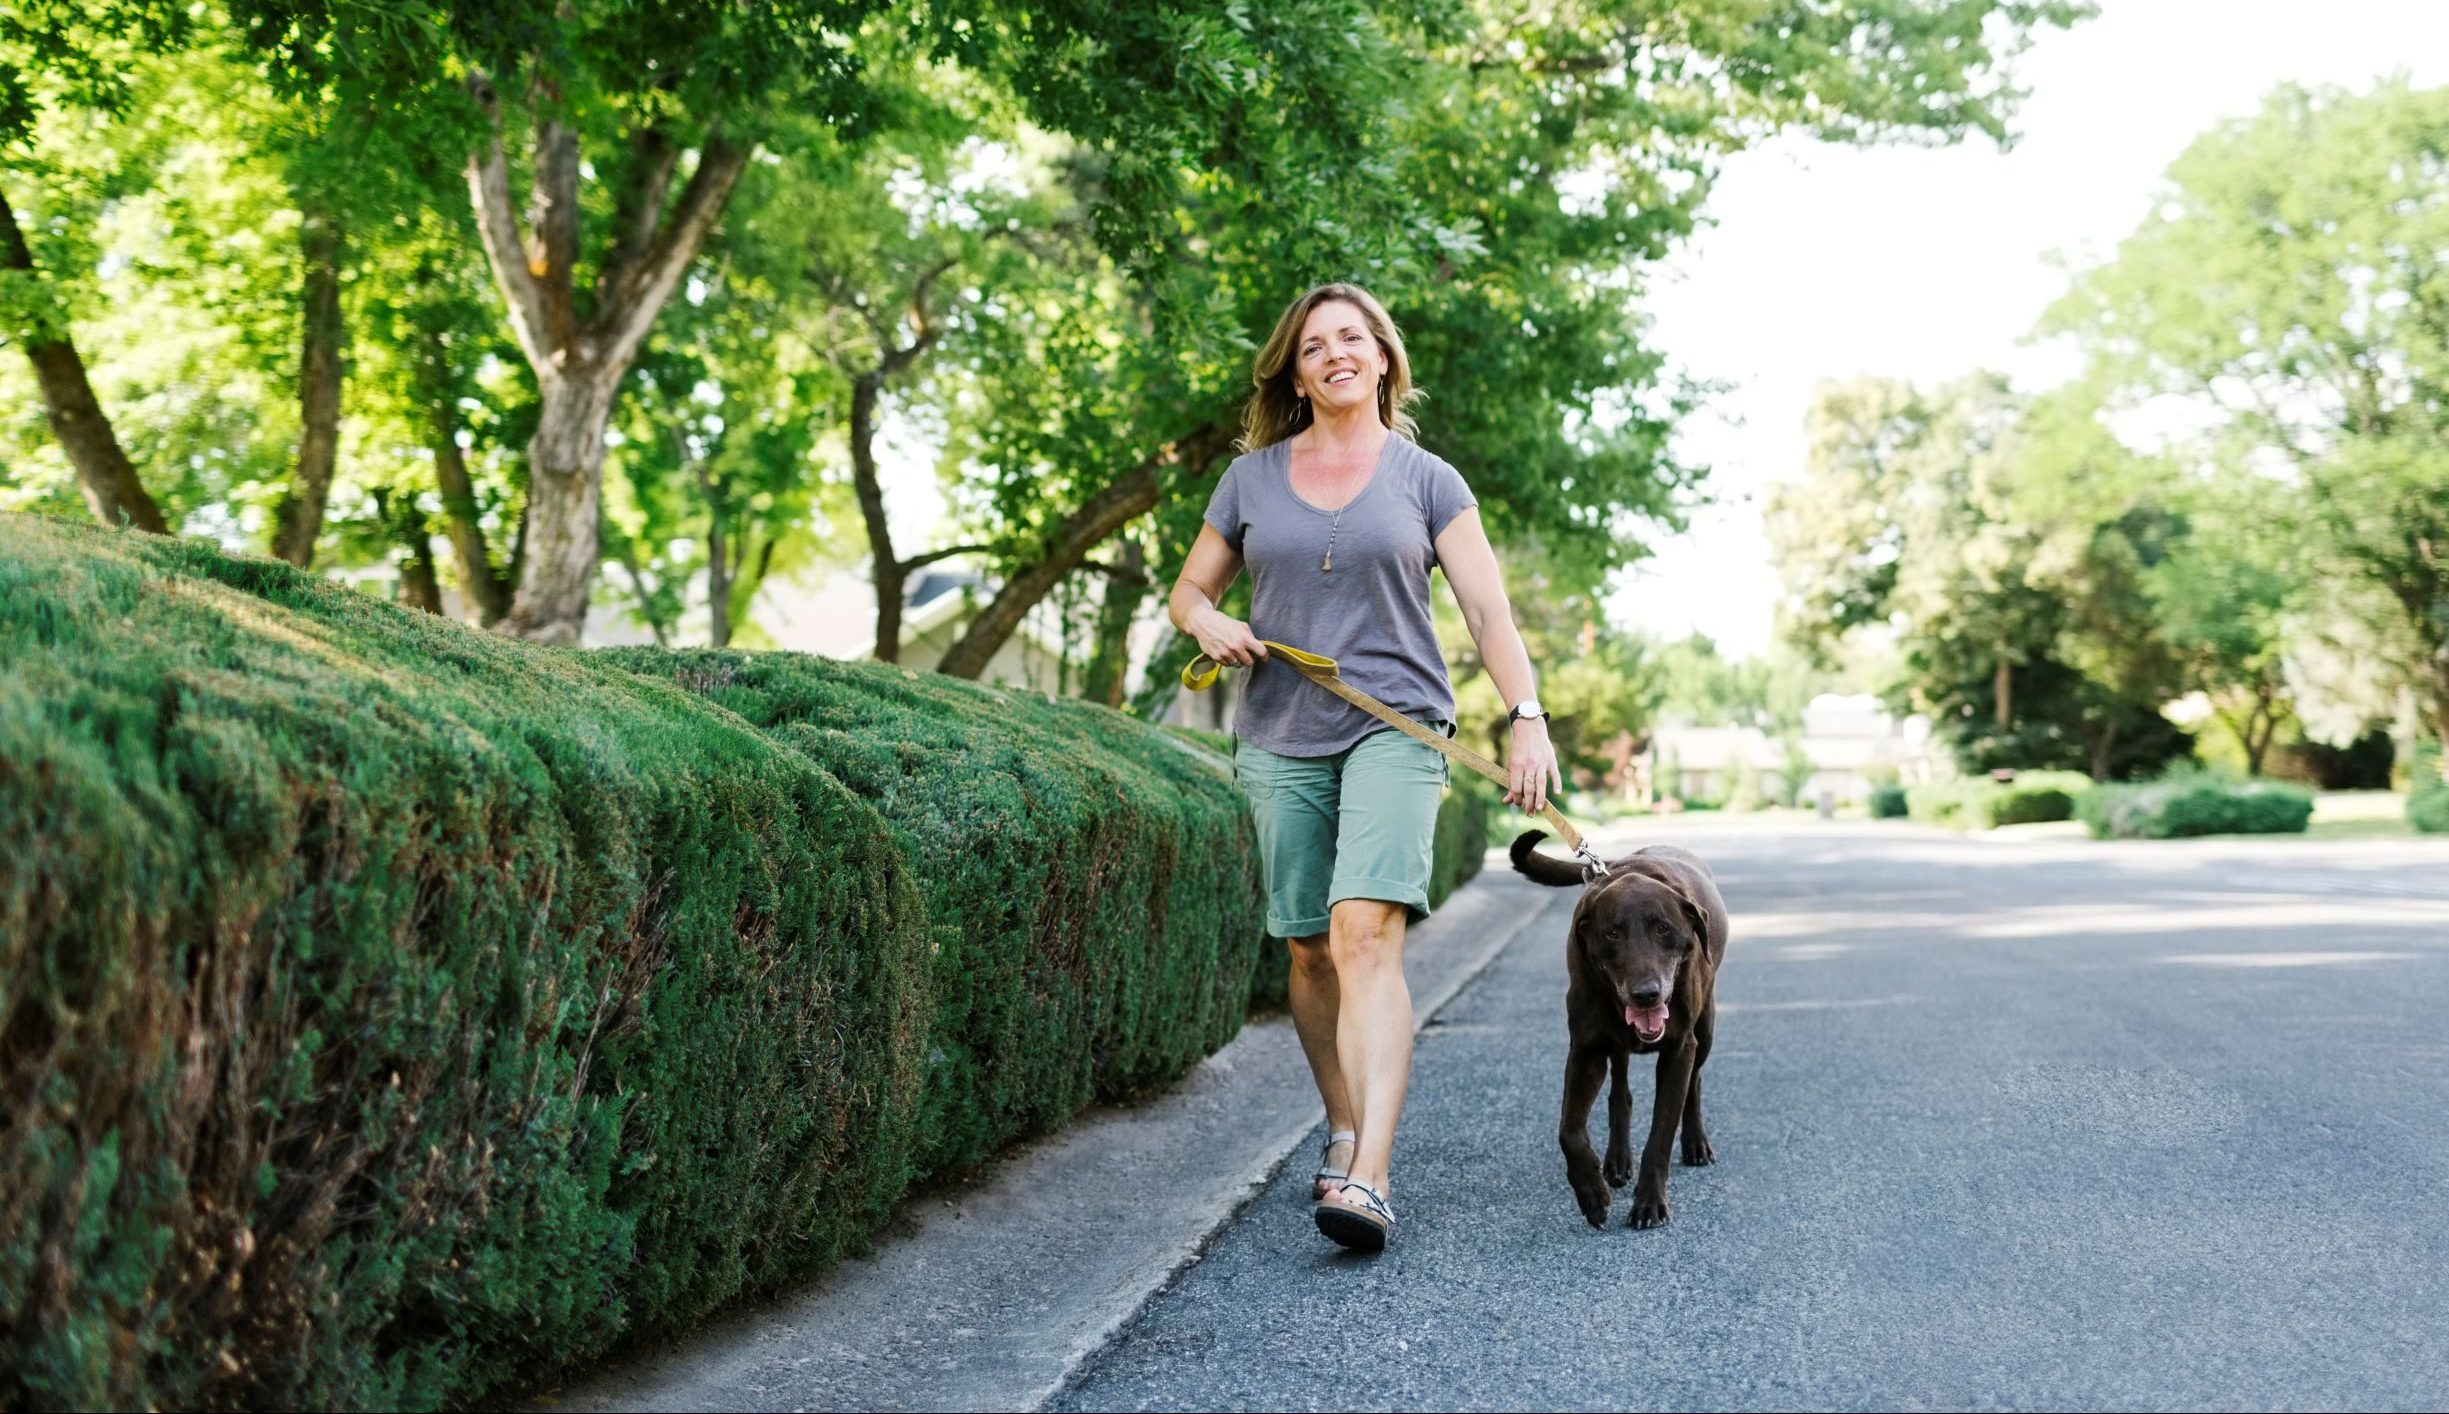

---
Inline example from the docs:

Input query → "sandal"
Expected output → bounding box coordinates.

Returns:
[1312,1130,1357,1200]
[1313,1179,1395,1252]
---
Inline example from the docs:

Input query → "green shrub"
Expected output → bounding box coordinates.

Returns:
[603,649,1267,1180]
[1867,784,1910,819]
[2409,740,2449,833]
[1909,770,2092,829]
[1244,760,1496,1010]
[2078,775,2316,839]
[0,516,932,1410]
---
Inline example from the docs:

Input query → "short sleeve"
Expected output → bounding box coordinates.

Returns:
[1202,461,1245,553]
[1423,454,1478,540]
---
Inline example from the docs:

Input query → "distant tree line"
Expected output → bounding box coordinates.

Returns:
[1770,80,2449,783]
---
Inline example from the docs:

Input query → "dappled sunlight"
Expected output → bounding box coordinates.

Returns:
[1761,941,1854,961]
[1961,900,2449,939]
[1717,994,1921,1013]
[2157,950,2419,968]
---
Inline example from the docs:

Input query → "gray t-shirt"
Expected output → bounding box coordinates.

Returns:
[1203,435,1479,757]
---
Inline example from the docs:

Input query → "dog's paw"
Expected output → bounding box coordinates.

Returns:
[1603,1146,1635,1187]
[1627,1189,1672,1229]
[1681,1134,1716,1167]
[1570,1178,1613,1229]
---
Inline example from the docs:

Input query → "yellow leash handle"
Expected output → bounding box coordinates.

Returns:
[1183,640,1599,863]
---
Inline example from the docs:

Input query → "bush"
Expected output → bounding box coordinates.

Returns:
[1867,784,1910,819]
[2271,728,2396,790]
[604,648,1267,1181]
[0,516,933,1410]
[2410,740,2449,834]
[2078,775,2316,839]
[1906,770,2091,829]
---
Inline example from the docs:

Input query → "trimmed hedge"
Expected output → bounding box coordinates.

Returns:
[0,516,932,1410]
[2408,740,2449,833]
[1907,770,2093,830]
[1867,784,1910,819]
[602,649,1266,1182]
[2077,777,2315,839]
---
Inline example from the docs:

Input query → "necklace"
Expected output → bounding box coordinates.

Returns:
[1323,506,1341,573]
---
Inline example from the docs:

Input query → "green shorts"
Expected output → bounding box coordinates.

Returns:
[1232,723,1454,939]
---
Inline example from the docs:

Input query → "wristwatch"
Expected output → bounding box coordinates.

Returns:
[1508,697,1547,725]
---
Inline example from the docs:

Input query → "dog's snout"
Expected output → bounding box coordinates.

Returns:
[1631,985,1664,1009]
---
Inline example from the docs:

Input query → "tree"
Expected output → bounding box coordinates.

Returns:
[1768,375,2195,780]
[2052,80,2449,750]
[926,0,2094,680]
[0,2,188,532]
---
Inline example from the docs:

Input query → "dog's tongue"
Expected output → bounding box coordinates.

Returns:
[1625,1002,1670,1039]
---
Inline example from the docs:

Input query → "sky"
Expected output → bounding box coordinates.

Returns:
[1614,0,2449,659]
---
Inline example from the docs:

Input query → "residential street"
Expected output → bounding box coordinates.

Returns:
[1054,821,2449,1411]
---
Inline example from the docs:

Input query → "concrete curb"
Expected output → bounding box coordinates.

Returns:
[542,845,1589,1414]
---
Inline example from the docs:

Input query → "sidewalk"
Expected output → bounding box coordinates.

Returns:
[541,835,1600,1413]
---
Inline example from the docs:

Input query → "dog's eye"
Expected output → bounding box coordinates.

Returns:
[1605,924,1626,941]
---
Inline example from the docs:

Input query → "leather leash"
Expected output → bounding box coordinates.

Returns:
[1183,639,1607,876]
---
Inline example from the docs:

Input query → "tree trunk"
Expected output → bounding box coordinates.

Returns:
[697,461,731,648]
[372,487,443,615]
[497,367,623,644]
[1,186,169,534]
[2088,719,2119,782]
[849,371,909,662]
[936,422,1232,680]
[273,206,345,567]
[1082,536,1146,707]
[430,396,511,624]
[2242,693,2278,778]
[1994,651,2013,731]
[465,85,749,644]
[399,522,444,614]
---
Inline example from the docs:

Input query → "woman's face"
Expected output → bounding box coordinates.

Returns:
[1293,299,1386,418]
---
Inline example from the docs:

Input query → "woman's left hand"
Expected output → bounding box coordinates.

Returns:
[1504,718,1566,814]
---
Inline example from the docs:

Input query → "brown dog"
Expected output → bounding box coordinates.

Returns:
[1512,830,1728,1229]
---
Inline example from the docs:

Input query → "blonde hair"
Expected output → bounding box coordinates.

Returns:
[1240,282,1422,452]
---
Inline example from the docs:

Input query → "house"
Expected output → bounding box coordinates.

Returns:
[1649,694,1939,806]
[756,567,1072,692]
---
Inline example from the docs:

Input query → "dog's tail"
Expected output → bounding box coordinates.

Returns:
[1509,829,1588,888]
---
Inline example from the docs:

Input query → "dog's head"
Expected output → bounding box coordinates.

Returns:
[1516,830,1709,1044]
[1575,872,1709,1043]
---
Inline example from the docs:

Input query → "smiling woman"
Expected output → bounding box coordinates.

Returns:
[1166,281,1566,1253]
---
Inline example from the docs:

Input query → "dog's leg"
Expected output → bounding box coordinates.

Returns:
[1558,1041,1614,1228]
[1681,1002,1716,1167]
[1629,1040,1697,1229]
[1603,1049,1634,1187]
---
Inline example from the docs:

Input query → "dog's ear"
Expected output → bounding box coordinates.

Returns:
[1509,829,1586,888]
[1668,885,1711,943]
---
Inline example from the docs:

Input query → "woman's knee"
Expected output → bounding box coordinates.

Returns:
[1327,902,1405,972]
[1287,933,1336,981]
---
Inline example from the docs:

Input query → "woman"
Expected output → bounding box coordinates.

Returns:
[1167,282,1563,1252]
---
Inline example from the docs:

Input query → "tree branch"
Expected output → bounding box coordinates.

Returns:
[528,117,582,349]
[594,130,751,371]
[594,120,679,318]
[905,542,991,570]
[462,73,557,375]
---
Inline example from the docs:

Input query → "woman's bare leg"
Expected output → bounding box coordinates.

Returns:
[1286,934,1357,1158]
[1327,898,1412,1195]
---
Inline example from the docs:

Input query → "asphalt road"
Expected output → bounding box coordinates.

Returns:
[1051,820,2449,1411]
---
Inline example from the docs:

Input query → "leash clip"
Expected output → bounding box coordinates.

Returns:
[1575,841,1608,883]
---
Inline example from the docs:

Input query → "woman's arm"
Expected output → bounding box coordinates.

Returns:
[1170,524,1270,666]
[1434,507,1564,813]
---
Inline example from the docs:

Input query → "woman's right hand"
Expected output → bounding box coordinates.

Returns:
[1189,608,1270,668]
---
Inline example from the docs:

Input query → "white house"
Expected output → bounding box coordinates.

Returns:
[1650,694,1939,805]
